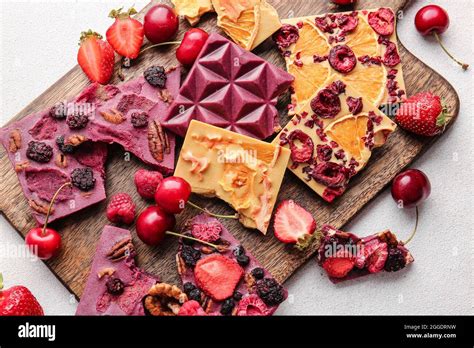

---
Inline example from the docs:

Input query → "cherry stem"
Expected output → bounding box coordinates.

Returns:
[165,231,220,250]
[433,32,469,70]
[42,182,72,236]
[187,200,239,220]
[403,206,419,245]
[139,41,181,55]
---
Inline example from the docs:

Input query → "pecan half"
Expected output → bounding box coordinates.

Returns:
[65,134,87,146]
[8,129,21,153]
[144,283,188,316]
[106,237,134,262]
[176,254,186,276]
[29,199,52,215]
[148,121,170,162]
[55,153,68,168]
[158,89,173,104]
[100,108,125,124]
[15,160,29,172]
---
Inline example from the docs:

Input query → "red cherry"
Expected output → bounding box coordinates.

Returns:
[25,227,61,260]
[144,4,179,44]
[391,169,431,209]
[415,5,468,70]
[176,28,209,67]
[136,206,176,246]
[331,0,356,5]
[154,176,191,214]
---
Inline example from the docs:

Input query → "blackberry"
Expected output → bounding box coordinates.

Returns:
[71,168,95,191]
[256,278,285,306]
[236,254,250,267]
[56,135,75,154]
[233,291,242,301]
[188,288,202,302]
[50,102,67,119]
[131,111,149,128]
[384,247,406,272]
[66,111,89,129]
[181,245,201,267]
[144,66,167,88]
[251,267,265,280]
[26,141,53,163]
[106,278,124,295]
[183,282,196,293]
[220,298,235,316]
[233,245,245,257]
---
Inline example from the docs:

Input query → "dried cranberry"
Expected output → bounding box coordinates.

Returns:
[144,66,167,88]
[310,88,341,119]
[336,14,359,33]
[358,55,382,66]
[313,54,328,63]
[328,81,346,94]
[382,41,401,67]
[131,111,149,128]
[273,24,300,51]
[311,162,347,188]
[328,45,357,74]
[106,278,125,295]
[322,187,345,203]
[288,130,314,163]
[368,8,395,36]
[334,149,346,160]
[315,16,333,33]
[346,97,363,115]
[317,144,333,162]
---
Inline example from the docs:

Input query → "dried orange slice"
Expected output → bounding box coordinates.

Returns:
[292,21,331,59]
[172,0,213,25]
[344,15,380,57]
[289,61,331,110]
[325,114,371,163]
[338,63,386,106]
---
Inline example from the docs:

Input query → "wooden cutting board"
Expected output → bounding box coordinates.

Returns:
[0,0,459,299]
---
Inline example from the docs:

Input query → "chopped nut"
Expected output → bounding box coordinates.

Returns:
[65,134,87,146]
[100,108,125,124]
[144,283,188,316]
[244,273,256,290]
[378,230,398,247]
[148,121,170,162]
[8,129,21,153]
[97,267,115,279]
[158,89,174,104]
[55,153,68,168]
[106,237,134,262]
[29,199,52,215]
[203,298,214,313]
[200,246,215,254]
[176,254,186,276]
[14,160,29,172]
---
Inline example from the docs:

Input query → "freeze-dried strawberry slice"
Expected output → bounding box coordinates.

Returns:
[322,250,355,278]
[366,241,388,273]
[236,294,270,316]
[194,254,244,301]
[368,8,395,36]
[288,130,314,163]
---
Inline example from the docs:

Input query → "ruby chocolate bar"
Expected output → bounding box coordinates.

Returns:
[176,214,287,316]
[76,225,159,316]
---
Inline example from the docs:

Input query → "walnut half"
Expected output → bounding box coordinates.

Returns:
[144,283,188,316]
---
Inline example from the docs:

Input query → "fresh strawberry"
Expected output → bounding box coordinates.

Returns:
[178,300,206,316]
[106,7,144,59]
[0,275,44,316]
[395,92,449,136]
[273,200,317,247]
[322,250,355,279]
[194,254,243,301]
[77,30,115,84]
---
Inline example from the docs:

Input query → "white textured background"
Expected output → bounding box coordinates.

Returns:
[0,0,472,315]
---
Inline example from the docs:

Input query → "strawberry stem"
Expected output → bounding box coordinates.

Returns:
[140,41,181,55]
[434,32,469,70]
[403,206,419,245]
[165,231,220,249]
[187,201,239,220]
[42,182,72,237]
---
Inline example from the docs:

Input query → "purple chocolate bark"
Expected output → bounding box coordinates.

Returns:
[76,225,159,316]
[177,214,287,316]
[163,34,294,139]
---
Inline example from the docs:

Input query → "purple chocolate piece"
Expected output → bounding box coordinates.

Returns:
[76,225,159,316]
[163,34,294,139]
[178,214,287,316]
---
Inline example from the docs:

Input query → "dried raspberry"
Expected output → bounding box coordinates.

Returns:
[134,169,163,200]
[328,45,357,74]
[272,24,299,51]
[130,111,149,128]
[382,41,401,67]
[106,193,136,225]
[316,144,333,162]
[191,220,222,242]
[384,247,407,272]
[256,278,285,306]
[368,8,395,36]
[144,66,167,88]
[66,111,89,129]
[56,135,76,154]
[178,300,206,316]
[312,162,347,188]
[71,167,95,191]
[49,102,67,119]
[336,14,358,33]
[310,89,341,119]
[346,97,363,115]
[288,130,314,163]
[26,141,53,163]
[236,295,270,316]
